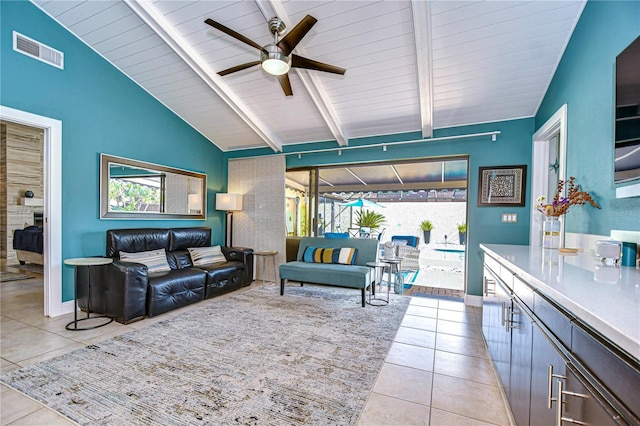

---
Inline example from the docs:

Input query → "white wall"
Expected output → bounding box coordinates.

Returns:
[228,156,286,282]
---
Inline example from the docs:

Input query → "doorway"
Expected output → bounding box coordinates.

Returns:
[285,156,469,297]
[531,104,567,247]
[0,106,63,317]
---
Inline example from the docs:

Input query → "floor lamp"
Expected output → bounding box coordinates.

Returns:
[216,193,243,247]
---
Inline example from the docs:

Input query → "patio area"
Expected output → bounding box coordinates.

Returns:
[398,243,465,298]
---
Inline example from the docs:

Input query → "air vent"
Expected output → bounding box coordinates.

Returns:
[13,31,64,69]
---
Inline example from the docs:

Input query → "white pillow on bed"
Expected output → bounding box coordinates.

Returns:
[120,249,171,273]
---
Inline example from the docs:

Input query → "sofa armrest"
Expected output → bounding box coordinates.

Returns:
[81,259,149,324]
[222,247,254,286]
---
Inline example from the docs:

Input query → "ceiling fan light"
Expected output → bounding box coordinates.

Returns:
[261,45,290,75]
[262,58,289,75]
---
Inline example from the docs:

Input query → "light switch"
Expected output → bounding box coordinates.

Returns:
[502,213,518,223]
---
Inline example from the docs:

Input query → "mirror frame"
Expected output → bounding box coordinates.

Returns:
[100,154,207,220]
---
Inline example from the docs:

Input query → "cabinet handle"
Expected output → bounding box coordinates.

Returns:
[484,276,495,295]
[555,380,589,426]
[505,307,520,331]
[547,365,567,409]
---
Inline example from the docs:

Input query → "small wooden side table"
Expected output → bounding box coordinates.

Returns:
[254,250,278,284]
[64,257,114,331]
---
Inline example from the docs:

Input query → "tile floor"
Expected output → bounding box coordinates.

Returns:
[1,269,513,425]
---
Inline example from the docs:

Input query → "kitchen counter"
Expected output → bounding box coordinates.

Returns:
[480,244,639,360]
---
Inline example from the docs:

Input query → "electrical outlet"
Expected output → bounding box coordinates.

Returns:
[502,213,518,223]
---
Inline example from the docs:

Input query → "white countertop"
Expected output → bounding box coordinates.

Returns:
[480,244,640,360]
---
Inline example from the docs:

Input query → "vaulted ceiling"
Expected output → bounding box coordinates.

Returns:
[33,0,586,153]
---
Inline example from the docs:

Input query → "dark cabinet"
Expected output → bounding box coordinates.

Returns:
[482,267,511,393]
[530,322,567,426]
[482,252,639,426]
[509,295,533,426]
[561,364,620,426]
[483,266,534,426]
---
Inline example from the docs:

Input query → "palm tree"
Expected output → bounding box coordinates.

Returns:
[355,209,386,230]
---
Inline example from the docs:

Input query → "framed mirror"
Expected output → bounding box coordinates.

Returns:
[100,154,207,220]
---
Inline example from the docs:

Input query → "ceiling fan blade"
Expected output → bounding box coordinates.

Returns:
[291,55,346,75]
[218,61,261,76]
[205,18,263,51]
[277,74,293,96]
[277,15,317,56]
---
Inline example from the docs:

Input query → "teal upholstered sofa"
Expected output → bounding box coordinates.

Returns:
[279,236,379,306]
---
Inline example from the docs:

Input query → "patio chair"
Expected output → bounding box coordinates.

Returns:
[391,235,420,247]
[325,232,350,239]
[391,235,421,271]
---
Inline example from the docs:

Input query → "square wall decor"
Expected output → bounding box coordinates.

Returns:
[478,165,527,207]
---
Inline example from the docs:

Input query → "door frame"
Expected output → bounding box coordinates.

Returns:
[530,104,567,248]
[1,105,64,317]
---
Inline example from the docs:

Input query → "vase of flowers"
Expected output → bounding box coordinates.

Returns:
[535,177,600,249]
[542,216,561,249]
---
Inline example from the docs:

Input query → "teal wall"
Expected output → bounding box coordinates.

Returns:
[1,1,226,301]
[536,0,640,235]
[227,119,535,297]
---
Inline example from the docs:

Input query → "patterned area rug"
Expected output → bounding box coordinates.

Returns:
[1,283,410,425]
[0,271,34,283]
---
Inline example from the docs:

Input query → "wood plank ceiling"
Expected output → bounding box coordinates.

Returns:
[33,0,586,153]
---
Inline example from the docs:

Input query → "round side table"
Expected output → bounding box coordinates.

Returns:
[254,250,278,284]
[64,257,114,331]
[366,261,389,306]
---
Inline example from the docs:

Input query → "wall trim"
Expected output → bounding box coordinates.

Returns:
[0,105,65,317]
[464,294,482,307]
[531,104,567,248]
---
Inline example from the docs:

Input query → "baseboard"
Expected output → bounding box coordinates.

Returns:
[464,294,482,307]
[55,300,75,317]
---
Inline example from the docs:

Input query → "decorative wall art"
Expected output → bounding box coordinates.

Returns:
[478,165,527,207]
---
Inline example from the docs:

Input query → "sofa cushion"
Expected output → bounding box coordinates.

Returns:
[169,227,211,251]
[188,246,226,266]
[302,247,358,265]
[279,261,371,289]
[146,268,206,317]
[107,228,170,258]
[120,249,171,273]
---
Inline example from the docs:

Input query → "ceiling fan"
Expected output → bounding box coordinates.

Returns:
[204,15,346,96]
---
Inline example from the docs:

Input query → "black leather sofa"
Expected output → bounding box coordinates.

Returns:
[83,227,253,324]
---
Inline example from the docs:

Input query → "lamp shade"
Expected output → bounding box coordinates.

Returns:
[216,193,243,211]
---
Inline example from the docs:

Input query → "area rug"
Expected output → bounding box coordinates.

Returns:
[0,270,34,283]
[1,283,410,425]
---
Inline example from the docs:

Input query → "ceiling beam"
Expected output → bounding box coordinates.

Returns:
[411,0,434,139]
[261,0,349,146]
[124,0,284,152]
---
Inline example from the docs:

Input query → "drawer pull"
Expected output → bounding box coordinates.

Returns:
[484,276,496,295]
[556,380,589,426]
[547,365,567,409]
[505,307,520,331]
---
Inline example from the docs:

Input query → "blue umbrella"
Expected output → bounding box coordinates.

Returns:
[340,199,385,208]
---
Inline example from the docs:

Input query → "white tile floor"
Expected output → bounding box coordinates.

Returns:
[1,268,513,425]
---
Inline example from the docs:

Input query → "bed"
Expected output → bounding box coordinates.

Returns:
[12,225,44,265]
